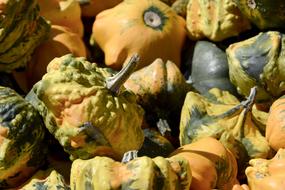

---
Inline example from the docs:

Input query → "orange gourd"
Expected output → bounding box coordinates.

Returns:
[170,137,238,190]
[266,95,285,151]
[38,0,84,37]
[91,0,186,70]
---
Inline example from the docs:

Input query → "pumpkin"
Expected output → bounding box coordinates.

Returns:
[227,31,285,102]
[266,95,285,151]
[70,153,191,190]
[91,0,186,70]
[0,72,24,95]
[189,41,238,95]
[13,24,88,92]
[245,148,285,190]
[124,58,190,128]
[170,137,238,190]
[38,0,84,37]
[0,86,46,188]
[235,0,285,30]
[0,0,50,72]
[186,0,251,42]
[179,87,270,177]
[18,169,70,190]
[232,184,250,190]
[77,0,122,17]
[26,54,144,160]
[138,128,175,158]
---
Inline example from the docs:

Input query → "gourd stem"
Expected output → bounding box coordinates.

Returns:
[121,150,138,163]
[106,54,140,94]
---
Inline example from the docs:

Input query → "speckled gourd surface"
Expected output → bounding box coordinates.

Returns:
[0,86,46,188]
[0,0,50,72]
[26,54,145,160]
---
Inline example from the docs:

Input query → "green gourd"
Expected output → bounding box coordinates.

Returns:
[0,86,46,188]
[26,54,145,160]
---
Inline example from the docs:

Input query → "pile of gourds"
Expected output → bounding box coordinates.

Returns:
[1,0,285,189]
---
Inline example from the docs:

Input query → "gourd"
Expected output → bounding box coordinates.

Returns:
[70,152,191,190]
[124,58,190,132]
[18,169,70,190]
[266,95,285,151]
[138,128,175,158]
[189,41,237,95]
[170,137,238,190]
[227,31,285,102]
[235,0,285,30]
[245,148,285,190]
[186,0,251,42]
[0,86,46,188]
[91,0,186,70]
[0,0,50,72]
[77,0,122,17]
[179,87,270,176]
[26,54,144,160]
[12,25,88,93]
[38,0,84,37]
[171,0,189,18]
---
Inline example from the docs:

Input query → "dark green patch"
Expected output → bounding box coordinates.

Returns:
[33,181,48,190]
[235,33,273,82]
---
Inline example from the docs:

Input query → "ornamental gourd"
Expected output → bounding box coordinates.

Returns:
[26,54,144,160]
[0,86,46,188]
[227,31,285,102]
[186,0,251,41]
[235,0,285,30]
[170,137,238,190]
[189,41,237,95]
[91,0,186,70]
[70,152,191,190]
[0,0,50,72]
[124,58,190,127]
[266,95,285,151]
[12,25,88,93]
[245,148,285,190]
[19,169,70,190]
[38,0,84,37]
[179,87,270,176]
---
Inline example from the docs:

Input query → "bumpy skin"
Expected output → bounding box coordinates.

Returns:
[227,31,285,102]
[20,169,70,190]
[179,88,270,173]
[0,86,46,188]
[92,0,186,70]
[70,156,191,190]
[245,149,285,190]
[235,0,285,30]
[186,0,251,41]
[26,54,144,160]
[0,0,50,72]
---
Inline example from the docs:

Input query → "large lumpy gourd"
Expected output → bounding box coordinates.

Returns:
[26,54,145,160]
[0,86,46,188]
